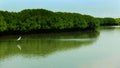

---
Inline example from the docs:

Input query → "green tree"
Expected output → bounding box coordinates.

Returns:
[0,16,7,31]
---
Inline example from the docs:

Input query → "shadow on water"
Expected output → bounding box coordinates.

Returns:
[0,31,99,60]
[100,26,120,30]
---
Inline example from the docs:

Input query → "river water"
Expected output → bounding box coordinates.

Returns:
[0,26,120,68]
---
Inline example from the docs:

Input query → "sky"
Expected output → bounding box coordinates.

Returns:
[0,0,120,18]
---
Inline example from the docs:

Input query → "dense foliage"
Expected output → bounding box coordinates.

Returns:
[0,9,118,33]
[115,18,120,25]
[97,18,117,26]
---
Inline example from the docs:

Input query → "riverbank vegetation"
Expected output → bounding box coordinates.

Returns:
[0,9,118,34]
[115,18,120,25]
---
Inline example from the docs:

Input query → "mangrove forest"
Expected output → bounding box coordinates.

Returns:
[0,9,118,34]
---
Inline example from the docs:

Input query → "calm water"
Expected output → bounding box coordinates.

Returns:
[0,26,120,68]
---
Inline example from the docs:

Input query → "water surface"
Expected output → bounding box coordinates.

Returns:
[0,26,120,68]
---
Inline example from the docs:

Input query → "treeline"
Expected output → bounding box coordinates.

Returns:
[115,18,120,25]
[0,9,118,33]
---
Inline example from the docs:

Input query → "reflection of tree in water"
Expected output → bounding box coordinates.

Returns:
[0,31,99,60]
[100,26,120,30]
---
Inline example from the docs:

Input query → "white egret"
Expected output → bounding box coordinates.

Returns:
[17,36,21,41]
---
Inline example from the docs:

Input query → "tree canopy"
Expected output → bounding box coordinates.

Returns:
[0,9,118,33]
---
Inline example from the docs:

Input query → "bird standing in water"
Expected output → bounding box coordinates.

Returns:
[17,36,22,50]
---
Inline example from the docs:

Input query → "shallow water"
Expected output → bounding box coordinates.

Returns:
[0,26,120,68]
